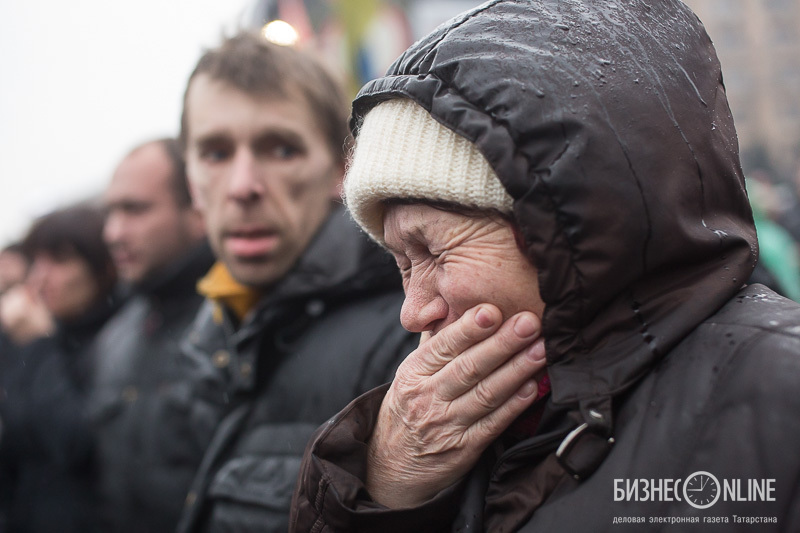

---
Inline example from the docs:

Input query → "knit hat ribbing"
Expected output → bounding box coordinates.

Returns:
[344,99,513,244]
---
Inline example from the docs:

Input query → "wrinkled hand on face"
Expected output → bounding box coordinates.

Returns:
[0,284,55,346]
[366,304,546,509]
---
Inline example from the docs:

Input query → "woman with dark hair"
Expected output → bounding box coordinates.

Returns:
[0,203,118,533]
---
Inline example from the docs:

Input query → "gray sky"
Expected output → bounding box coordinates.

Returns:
[0,0,255,246]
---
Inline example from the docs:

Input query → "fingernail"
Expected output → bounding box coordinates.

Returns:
[475,307,495,328]
[518,379,538,399]
[526,339,546,362]
[514,314,538,338]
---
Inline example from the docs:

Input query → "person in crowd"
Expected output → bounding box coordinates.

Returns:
[291,1,800,531]
[0,204,118,533]
[175,32,417,532]
[90,137,212,533]
[0,243,29,296]
[0,243,29,360]
[770,154,800,246]
[745,171,800,301]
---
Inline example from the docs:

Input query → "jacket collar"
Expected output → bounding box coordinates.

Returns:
[226,204,399,339]
[132,241,215,300]
[188,205,400,396]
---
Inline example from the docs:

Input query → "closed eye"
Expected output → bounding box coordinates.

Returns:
[395,258,411,276]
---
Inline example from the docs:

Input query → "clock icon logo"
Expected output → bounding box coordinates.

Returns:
[683,471,721,509]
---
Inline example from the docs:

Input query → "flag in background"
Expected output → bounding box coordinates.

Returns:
[260,0,413,96]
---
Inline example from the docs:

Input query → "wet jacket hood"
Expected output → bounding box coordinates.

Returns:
[350,0,756,425]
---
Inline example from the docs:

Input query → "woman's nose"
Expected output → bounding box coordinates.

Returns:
[399,280,449,333]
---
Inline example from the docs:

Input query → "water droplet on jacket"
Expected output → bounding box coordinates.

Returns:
[306,299,325,317]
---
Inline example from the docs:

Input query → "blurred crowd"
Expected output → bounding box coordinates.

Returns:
[745,154,800,302]
[0,139,212,532]
[0,9,799,533]
[0,31,416,533]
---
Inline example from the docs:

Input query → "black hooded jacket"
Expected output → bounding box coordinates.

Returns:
[291,1,800,531]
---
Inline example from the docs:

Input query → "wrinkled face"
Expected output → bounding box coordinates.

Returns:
[184,75,342,289]
[384,204,544,338]
[28,251,100,321]
[104,144,204,284]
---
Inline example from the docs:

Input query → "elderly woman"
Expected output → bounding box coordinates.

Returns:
[292,1,800,531]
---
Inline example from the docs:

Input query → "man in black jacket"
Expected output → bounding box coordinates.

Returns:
[174,33,417,532]
[90,138,212,533]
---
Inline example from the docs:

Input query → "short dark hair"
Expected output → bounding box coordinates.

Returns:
[129,138,191,208]
[179,32,350,165]
[23,203,116,291]
[1,242,28,260]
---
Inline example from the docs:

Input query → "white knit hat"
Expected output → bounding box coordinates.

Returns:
[344,99,513,244]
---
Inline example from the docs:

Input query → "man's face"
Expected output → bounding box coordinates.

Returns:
[184,75,342,289]
[104,143,204,284]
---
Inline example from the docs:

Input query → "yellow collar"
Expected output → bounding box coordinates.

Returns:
[197,262,262,323]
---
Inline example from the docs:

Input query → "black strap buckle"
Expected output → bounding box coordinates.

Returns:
[556,423,615,481]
